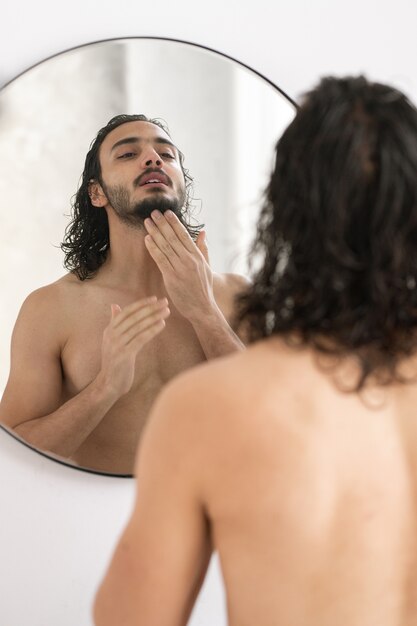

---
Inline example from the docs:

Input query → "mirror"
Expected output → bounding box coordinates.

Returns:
[0,37,296,476]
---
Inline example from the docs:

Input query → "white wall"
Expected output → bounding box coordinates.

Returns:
[1,1,417,624]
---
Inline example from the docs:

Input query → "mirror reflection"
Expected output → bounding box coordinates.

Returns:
[0,38,296,475]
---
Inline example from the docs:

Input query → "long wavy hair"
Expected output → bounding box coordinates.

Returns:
[238,76,417,391]
[61,114,202,279]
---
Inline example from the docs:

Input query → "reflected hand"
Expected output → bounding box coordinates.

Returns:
[96,297,170,398]
[144,210,214,321]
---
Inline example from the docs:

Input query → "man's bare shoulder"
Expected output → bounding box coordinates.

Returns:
[148,334,388,470]
[212,271,251,325]
[142,338,321,501]
[19,273,82,313]
[147,338,308,443]
[213,271,251,297]
[161,337,305,397]
[48,271,90,293]
[15,273,95,339]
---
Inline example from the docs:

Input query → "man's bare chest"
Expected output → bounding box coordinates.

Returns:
[60,297,206,396]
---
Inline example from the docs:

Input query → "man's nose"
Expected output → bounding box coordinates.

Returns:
[141,147,162,168]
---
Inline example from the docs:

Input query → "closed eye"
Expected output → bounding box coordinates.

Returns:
[161,152,175,159]
[117,152,136,159]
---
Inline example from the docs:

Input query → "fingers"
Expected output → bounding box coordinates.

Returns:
[122,304,170,346]
[111,303,122,319]
[107,298,170,344]
[126,313,169,350]
[130,319,167,348]
[99,299,170,398]
[144,210,196,256]
[144,235,175,274]
[111,297,161,330]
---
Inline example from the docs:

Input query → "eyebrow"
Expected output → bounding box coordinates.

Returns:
[110,136,178,152]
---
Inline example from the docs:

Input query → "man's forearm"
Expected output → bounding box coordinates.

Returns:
[14,378,119,458]
[190,304,245,359]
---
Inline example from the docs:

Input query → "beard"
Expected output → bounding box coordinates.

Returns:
[102,183,186,228]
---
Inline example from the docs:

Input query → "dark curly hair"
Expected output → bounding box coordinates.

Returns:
[61,114,202,280]
[238,76,417,391]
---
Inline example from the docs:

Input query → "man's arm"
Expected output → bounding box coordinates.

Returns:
[93,379,212,626]
[189,272,250,357]
[0,289,170,457]
[144,210,248,357]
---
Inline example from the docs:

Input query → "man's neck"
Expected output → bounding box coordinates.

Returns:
[98,221,165,296]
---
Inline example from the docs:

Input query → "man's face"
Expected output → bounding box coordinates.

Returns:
[94,121,186,226]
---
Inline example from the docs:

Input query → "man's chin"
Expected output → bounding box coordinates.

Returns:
[131,196,182,221]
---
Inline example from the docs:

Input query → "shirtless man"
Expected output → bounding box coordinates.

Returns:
[94,77,417,625]
[0,114,245,474]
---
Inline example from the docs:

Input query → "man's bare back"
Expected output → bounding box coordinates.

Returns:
[203,342,417,625]
[94,339,417,625]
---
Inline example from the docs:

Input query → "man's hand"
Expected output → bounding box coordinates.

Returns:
[96,296,170,398]
[144,210,214,321]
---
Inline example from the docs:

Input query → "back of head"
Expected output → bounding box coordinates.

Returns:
[239,76,417,390]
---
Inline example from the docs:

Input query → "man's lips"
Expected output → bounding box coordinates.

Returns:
[137,170,170,187]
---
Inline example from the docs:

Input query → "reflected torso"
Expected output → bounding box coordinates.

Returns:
[54,272,231,474]
[198,341,417,626]
[4,272,237,475]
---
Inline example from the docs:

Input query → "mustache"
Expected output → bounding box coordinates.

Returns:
[134,168,172,188]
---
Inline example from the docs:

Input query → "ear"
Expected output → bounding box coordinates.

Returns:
[88,180,108,207]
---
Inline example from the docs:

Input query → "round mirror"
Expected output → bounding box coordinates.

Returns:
[0,37,296,476]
